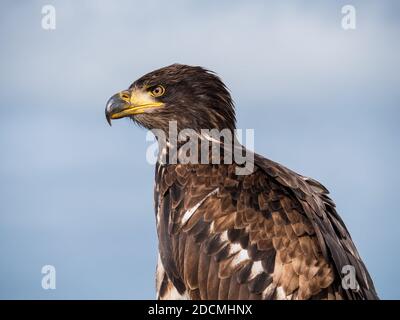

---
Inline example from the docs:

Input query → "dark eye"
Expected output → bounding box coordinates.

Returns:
[149,85,165,97]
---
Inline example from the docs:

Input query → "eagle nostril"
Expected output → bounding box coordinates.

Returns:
[120,91,130,100]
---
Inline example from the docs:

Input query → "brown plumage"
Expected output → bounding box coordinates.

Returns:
[105,64,378,300]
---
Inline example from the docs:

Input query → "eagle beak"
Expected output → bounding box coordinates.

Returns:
[105,93,124,126]
[105,89,164,126]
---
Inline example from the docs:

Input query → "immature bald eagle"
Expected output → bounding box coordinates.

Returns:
[105,64,378,300]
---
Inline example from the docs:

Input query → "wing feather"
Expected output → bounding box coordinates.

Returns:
[155,157,378,300]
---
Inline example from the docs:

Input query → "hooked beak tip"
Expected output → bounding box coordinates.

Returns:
[105,94,118,127]
[106,113,112,126]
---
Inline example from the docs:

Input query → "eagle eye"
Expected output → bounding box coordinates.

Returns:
[149,85,165,97]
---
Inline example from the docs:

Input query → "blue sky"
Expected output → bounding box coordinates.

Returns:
[0,0,399,299]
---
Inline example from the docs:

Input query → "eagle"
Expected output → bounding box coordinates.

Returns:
[105,64,378,300]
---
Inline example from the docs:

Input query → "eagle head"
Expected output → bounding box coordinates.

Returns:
[105,64,236,133]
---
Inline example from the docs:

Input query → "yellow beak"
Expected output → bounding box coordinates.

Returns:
[105,88,164,125]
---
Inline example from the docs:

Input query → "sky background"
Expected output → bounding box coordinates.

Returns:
[0,0,399,299]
